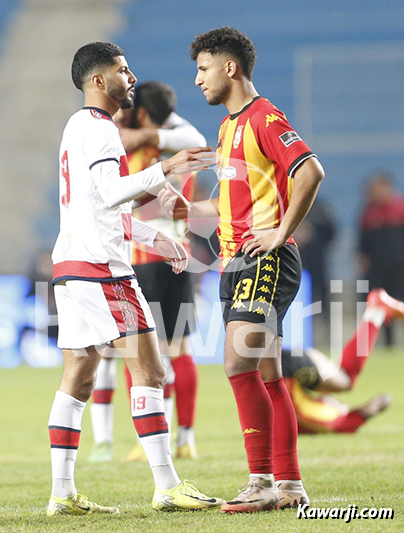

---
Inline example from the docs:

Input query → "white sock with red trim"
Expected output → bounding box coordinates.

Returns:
[131,386,180,490]
[91,358,117,444]
[48,390,86,498]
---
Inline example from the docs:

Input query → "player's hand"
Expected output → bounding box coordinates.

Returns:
[241,227,288,257]
[153,231,188,274]
[162,147,215,176]
[158,182,190,220]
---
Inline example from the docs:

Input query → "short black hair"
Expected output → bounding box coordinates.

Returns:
[133,81,177,126]
[71,41,125,91]
[190,27,257,81]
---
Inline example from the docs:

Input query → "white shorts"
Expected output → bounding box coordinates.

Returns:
[54,278,156,349]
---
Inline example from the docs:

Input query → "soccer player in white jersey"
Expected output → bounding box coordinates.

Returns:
[47,41,223,517]
[89,82,205,464]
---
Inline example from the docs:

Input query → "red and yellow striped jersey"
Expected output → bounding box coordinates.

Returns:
[216,96,315,269]
[127,146,195,265]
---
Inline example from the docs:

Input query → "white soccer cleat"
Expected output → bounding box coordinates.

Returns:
[221,477,280,513]
[276,480,310,509]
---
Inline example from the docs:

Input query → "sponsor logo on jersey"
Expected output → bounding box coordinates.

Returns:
[279,131,302,147]
[266,113,280,126]
[217,166,237,181]
[233,125,244,149]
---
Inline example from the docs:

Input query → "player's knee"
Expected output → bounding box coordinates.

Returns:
[224,359,257,378]
[148,364,167,389]
[79,375,97,401]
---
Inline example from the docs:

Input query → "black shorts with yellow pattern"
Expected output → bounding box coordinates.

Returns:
[220,243,302,336]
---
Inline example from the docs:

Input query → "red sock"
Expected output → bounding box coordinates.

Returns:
[229,370,273,474]
[124,365,132,404]
[331,410,366,433]
[172,354,198,427]
[164,382,175,399]
[340,319,380,386]
[92,389,114,403]
[264,377,300,481]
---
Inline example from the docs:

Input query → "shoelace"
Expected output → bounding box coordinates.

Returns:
[181,480,206,497]
[237,481,267,496]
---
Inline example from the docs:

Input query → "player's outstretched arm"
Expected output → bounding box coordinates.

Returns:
[158,182,219,220]
[91,147,214,208]
[161,147,214,176]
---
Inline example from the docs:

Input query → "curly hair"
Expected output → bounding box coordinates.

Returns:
[72,42,125,91]
[190,27,257,81]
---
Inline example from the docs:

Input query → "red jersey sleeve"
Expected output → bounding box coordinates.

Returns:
[250,103,315,177]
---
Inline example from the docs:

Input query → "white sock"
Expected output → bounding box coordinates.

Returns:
[177,426,195,447]
[250,473,275,486]
[131,386,180,490]
[91,358,117,444]
[276,479,304,490]
[48,390,86,498]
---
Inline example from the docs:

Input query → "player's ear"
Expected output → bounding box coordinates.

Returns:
[91,73,105,90]
[226,60,237,79]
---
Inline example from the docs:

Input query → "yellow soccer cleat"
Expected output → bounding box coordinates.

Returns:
[47,493,119,517]
[175,443,198,459]
[152,480,225,511]
[123,443,148,462]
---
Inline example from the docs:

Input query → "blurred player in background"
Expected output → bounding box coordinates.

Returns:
[88,81,204,463]
[283,288,404,433]
[48,41,223,516]
[159,27,325,512]
[357,172,404,346]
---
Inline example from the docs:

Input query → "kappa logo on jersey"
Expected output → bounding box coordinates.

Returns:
[266,114,280,126]
[279,131,302,147]
[233,125,244,149]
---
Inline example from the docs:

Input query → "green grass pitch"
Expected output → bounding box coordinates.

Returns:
[0,349,403,532]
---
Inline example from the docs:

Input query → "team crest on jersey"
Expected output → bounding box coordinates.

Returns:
[90,109,110,121]
[233,125,244,149]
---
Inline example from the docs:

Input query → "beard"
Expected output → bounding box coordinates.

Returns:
[206,82,231,106]
[107,81,134,110]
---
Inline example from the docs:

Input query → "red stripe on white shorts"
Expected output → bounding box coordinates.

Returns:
[101,279,149,334]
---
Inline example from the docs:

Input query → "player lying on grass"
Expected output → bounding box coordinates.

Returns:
[281,288,403,433]
[48,41,223,517]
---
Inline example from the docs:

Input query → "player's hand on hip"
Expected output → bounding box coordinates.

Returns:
[153,231,188,274]
[241,227,288,257]
[158,183,190,220]
[161,147,215,176]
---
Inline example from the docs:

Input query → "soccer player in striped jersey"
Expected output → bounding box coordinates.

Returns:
[159,27,325,513]
[47,41,223,516]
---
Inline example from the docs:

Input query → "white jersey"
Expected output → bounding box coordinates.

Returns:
[52,107,166,283]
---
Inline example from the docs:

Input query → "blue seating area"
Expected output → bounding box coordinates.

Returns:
[0,0,21,52]
[113,0,404,278]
